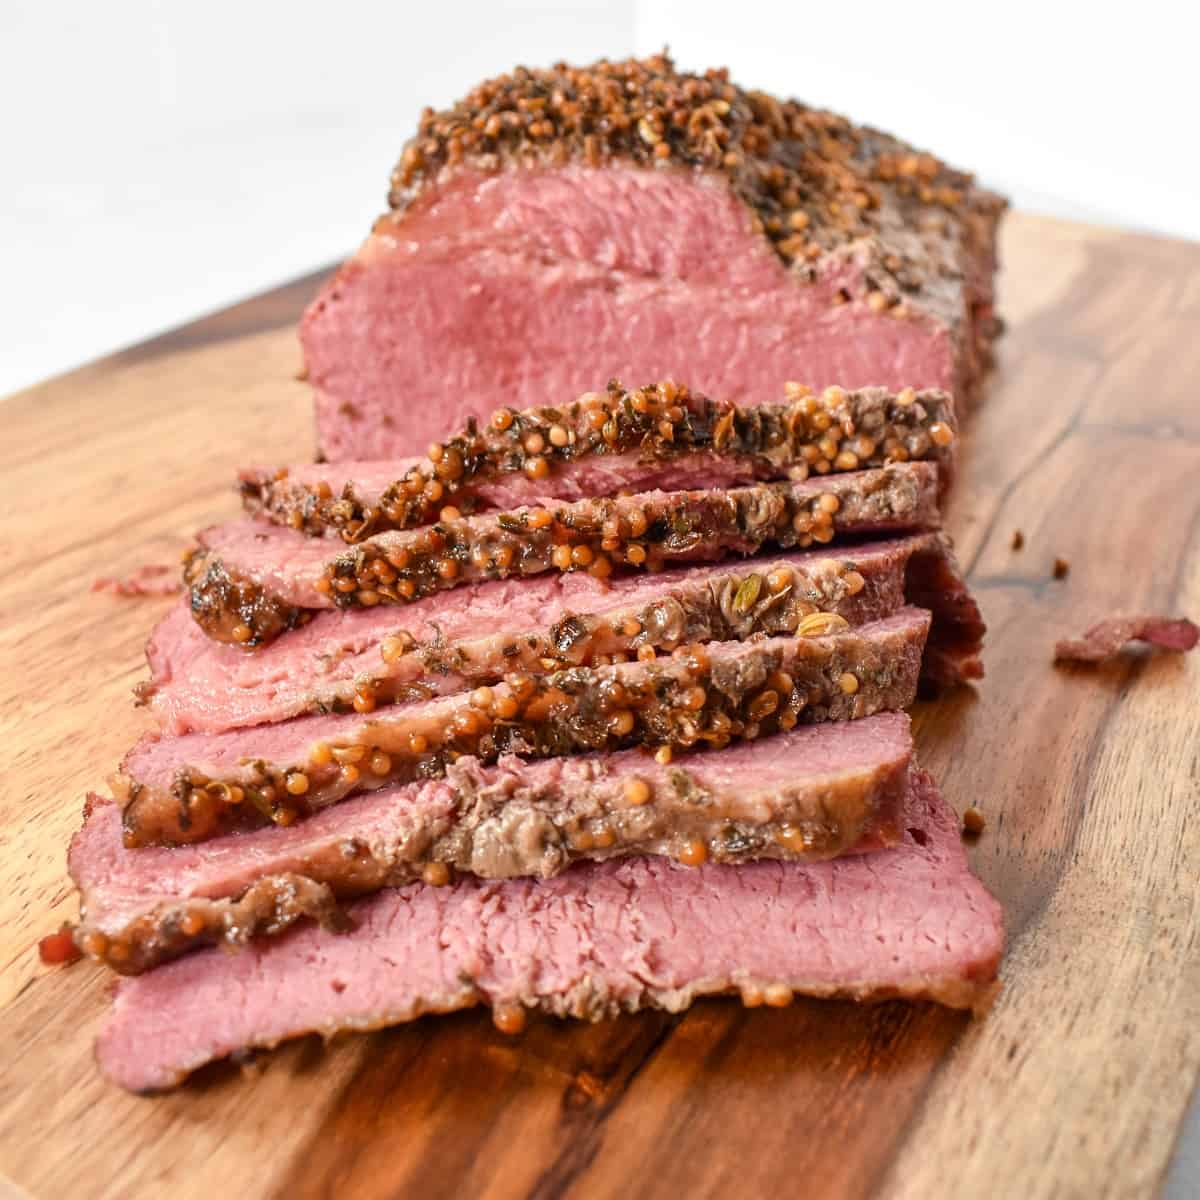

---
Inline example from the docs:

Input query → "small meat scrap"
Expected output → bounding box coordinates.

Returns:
[1054,616,1199,663]
[93,564,181,597]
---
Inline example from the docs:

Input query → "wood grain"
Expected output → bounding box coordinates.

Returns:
[0,213,1196,1200]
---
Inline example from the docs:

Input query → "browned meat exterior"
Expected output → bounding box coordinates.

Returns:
[115,608,930,846]
[73,717,913,974]
[242,382,956,540]
[145,534,982,736]
[902,535,987,688]
[189,462,941,647]
[1054,615,1199,663]
[301,54,1004,461]
[184,549,306,649]
[96,770,1005,1092]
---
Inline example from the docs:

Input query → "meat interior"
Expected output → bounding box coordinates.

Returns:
[240,385,957,540]
[302,166,957,459]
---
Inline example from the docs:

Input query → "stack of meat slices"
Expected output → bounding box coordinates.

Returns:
[67,53,1010,1091]
[72,380,1002,1091]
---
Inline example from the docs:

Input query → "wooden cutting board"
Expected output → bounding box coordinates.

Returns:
[0,212,1196,1200]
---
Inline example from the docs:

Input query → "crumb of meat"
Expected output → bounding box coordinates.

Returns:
[1052,557,1070,580]
[1054,616,1199,664]
[1010,530,1024,551]
[92,564,181,597]
[962,806,986,836]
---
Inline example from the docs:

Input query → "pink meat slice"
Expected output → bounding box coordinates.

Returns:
[71,716,914,973]
[249,450,774,516]
[144,535,982,735]
[150,572,615,731]
[238,385,958,540]
[241,460,421,499]
[196,464,941,612]
[195,523,335,609]
[121,609,931,796]
[95,769,1004,1091]
[117,608,932,847]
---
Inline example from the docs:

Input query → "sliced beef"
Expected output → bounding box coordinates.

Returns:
[96,769,1004,1091]
[116,608,930,846]
[902,535,987,689]
[74,716,913,974]
[145,534,980,735]
[242,382,956,540]
[189,462,941,647]
[1054,615,1198,663]
[300,54,1004,461]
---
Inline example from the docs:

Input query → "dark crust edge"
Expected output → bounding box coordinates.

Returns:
[243,382,956,541]
[184,548,307,648]
[145,532,979,729]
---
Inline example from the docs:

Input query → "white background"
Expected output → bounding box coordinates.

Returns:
[2,0,1196,397]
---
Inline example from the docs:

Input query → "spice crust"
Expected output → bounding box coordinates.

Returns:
[244,381,955,542]
[385,52,1005,313]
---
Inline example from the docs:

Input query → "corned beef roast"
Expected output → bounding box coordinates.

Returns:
[73,715,914,974]
[242,381,956,539]
[189,462,941,646]
[117,608,931,846]
[144,534,982,735]
[96,769,1004,1092]
[50,51,1008,1094]
[300,54,1004,461]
